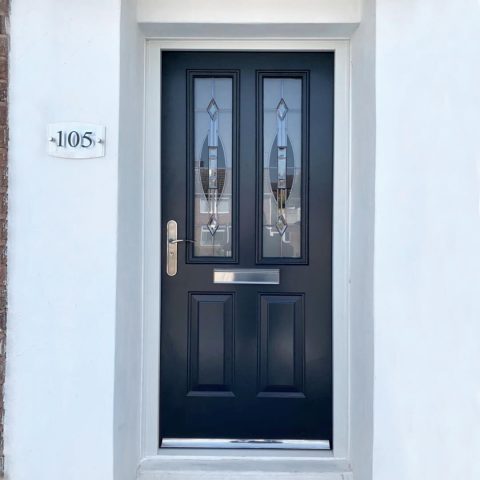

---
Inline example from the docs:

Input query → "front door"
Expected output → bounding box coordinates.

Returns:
[160,52,334,446]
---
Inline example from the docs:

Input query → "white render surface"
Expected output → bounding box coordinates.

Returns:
[5,0,122,479]
[113,1,144,480]
[349,0,375,478]
[137,0,361,24]
[5,0,480,479]
[373,1,480,480]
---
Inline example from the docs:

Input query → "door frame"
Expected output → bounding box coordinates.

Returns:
[141,38,351,472]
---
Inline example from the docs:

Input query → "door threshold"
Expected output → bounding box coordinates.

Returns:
[161,438,331,450]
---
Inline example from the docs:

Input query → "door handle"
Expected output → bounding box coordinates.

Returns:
[166,220,195,276]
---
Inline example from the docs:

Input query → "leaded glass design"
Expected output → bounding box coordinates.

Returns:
[194,78,233,257]
[263,78,302,258]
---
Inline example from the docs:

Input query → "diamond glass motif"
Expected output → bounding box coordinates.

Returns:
[207,214,219,235]
[207,99,219,120]
[275,214,288,236]
[276,98,288,120]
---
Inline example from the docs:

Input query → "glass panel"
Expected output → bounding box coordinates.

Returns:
[193,78,233,257]
[263,78,302,258]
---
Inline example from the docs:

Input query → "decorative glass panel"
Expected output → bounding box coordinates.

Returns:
[193,78,233,257]
[262,78,302,258]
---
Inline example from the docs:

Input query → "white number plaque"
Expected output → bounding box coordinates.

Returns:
[47,123,106,159]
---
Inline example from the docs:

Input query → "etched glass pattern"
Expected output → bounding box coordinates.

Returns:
[194,78,233,257]
[263,78,302,258]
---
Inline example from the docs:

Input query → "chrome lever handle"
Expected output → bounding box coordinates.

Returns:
[167,220,196,277]
[169,239,196,244]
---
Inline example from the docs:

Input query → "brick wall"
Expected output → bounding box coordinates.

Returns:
[0,0,7,475]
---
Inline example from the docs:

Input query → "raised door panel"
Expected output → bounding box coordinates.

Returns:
[188,293,235,397]
[258,294,305,398]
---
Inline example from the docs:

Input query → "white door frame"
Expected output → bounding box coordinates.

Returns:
[141,38,351,477]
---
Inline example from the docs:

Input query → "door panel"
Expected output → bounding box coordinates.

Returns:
[258,294,305,398]
[161,52,334,444]
[188,293,234,396]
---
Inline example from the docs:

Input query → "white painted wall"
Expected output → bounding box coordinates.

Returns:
[349,0,375,478]
[113,1,145,479]
[5,1,364,479]
[138,0,361,24]
[5,1,122,479]
[8,0,480,479]
[373,1,480,479]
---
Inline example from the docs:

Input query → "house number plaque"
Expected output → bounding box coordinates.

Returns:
[47,123,106,159]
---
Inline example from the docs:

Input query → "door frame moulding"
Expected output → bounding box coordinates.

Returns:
[141,38,351,478]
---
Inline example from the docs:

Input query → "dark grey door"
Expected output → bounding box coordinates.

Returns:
[160,52,333,445]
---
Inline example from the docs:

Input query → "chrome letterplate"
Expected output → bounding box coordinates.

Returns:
[213,269,280,285]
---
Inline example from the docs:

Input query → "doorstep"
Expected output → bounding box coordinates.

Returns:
[137,454,353,480]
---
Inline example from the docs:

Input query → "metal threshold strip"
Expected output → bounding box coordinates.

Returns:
[161,438,331,450]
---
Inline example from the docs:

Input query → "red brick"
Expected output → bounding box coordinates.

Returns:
[0,2,8,473]
[0,35,7,57]
[0,104,6,125]
[0,1,8,15]
[0,16,7,35]
[0,56,6,81]
[0,126,6,148]
[0,83,6,103]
